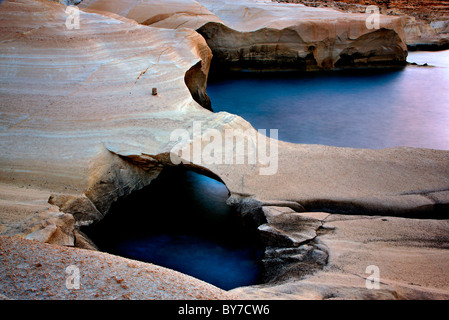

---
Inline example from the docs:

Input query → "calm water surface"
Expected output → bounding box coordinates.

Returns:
[208,50,449,150]
[84,167,263,290]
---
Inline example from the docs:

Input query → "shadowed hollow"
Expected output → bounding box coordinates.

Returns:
[83,166,263,290]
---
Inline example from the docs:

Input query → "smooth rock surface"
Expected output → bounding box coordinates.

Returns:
[2,1,445,225]
[0,0,216,216]
[80,0,408,70]
[232,213,449,299]
[0,0,231,299]
[276,0,449,50]
[259,206,321,246]
[0,0,448,300]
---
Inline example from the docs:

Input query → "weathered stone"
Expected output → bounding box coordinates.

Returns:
[81,0,408,70]
[297,212,330,221]
[1,0,449,300]
[259,224,299,247]
[261,200,305,212]
[48,194,103,224]
[257,206,330,283]
[73,228,99,250]
[4,208,75,246]
[276,0,449,50]
[234,214,449,299]
[260,206,322,244]
[0,236,235,300]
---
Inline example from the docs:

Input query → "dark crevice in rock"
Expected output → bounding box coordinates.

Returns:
[334,28,408,69]
[45,151,333,290]
[197,22,320,75]
[261,238,329,284]
[184,60,213,111]
[300,198,448,219]
[80,165,265,290]
[407,39,449,51]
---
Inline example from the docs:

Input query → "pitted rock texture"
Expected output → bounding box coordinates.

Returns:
[0,236,235,299]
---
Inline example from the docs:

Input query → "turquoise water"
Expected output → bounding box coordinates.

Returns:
[84,167,263,290]
[207,50,449,150]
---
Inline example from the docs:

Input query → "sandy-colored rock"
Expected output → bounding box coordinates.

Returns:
[0,0,448,300]
[276,0,449,49]
[198,0,407,70]
[80,0,408,70]
[73,228,99,250]
[256,207,330,284]
[0,183,55,234]
[0,235,234,299]
[2,207,75,246]
[80,0,223,30]
[232,213,449,299]
[0,0,216,215]
[259,206,321,246]
[48,194,103,225]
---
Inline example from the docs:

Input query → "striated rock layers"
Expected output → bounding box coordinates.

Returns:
[80,0,408,71]
[0,0,229,299]
[232,210,449,300]
[276,0,449,50]
[0,0,448,300]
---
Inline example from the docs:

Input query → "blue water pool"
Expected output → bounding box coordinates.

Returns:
[84,167,263,290]
[207,50,449,150]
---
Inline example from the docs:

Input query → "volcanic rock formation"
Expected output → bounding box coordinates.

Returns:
[276,0,449,50]
[80,0,409,71]
[0,0,448,300]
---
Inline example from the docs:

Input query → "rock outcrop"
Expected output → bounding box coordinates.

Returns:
[232,212,449,300]
[0,0,448,300]
[2,207,75,246]
[276,0,449,50]
[0,0,226,299]
[0,236,235,299]
[80,0,408,71]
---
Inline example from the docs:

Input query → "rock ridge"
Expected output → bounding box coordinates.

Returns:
[80,0,409,71]
[275,0,449,50]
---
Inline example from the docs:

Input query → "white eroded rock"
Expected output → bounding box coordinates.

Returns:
[80,0,408,70]
[1,0,449,300]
